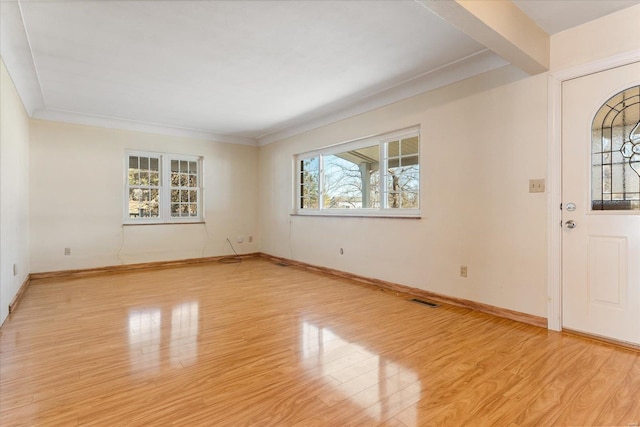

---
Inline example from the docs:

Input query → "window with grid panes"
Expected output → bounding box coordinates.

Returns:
[170,159,200,218]
[295,126,420,217]
[125,152,202,223]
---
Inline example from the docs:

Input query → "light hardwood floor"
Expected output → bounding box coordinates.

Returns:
[1,258,639,426]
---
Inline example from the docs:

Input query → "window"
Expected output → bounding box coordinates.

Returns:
[591,85,640,210]
[296,127,420,216]
[125,151,203,223]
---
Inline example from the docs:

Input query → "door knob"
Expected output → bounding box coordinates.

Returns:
[565,220,577,229]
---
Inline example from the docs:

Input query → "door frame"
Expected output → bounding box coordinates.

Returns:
[547,50,640,331]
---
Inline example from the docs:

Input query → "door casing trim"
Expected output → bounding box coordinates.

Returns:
[547,49,640,331]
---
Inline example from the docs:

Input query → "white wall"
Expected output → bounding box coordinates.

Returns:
[0,58,30,324]
[260,65,549,317]
[29,120,259,272]
[551,4,640,71]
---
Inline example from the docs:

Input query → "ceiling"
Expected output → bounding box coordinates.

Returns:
[512,0,639,34]
[1,0,638,146]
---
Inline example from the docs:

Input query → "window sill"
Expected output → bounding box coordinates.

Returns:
[291,213,421,219]
[123,221,205,226]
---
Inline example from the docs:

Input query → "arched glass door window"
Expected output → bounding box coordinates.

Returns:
[591,85,640,210]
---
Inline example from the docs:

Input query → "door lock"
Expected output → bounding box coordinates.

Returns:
[565,220,577,229]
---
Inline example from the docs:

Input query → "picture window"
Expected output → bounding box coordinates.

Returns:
[296,127,420,217]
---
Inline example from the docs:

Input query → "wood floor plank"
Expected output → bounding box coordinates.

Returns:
[592,356,640,426]
[1,258,639,426]
[551,348,638,426]
[507,342,615,425]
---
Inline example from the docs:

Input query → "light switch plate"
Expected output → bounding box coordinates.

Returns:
[529,179,545,193]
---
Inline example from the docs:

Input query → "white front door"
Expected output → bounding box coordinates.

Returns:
[562,62,640,345]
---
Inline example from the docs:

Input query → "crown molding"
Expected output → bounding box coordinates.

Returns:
[0,1,45,116]
[257,50,508,146]
[20,49,508,148]
[11,47,508,148]
[32,109,258,146]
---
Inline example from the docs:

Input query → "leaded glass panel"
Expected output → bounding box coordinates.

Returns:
[591,85,640,210]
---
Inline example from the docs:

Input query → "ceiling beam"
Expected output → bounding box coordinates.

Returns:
[419,0,549,75]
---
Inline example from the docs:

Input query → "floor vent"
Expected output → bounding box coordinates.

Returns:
[275,262,290,267]
[411,298,439,308]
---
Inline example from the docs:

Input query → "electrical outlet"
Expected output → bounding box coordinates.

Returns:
[460,265,468,277]
[248,236,253,243]
[529,179,545,193]
[339,248,344,255]
[237,235,244,243]
[64,248,71,256]
[13,264,17,276]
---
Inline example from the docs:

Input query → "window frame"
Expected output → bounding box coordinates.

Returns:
[294,126,420,218]
[124,150,204,224]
